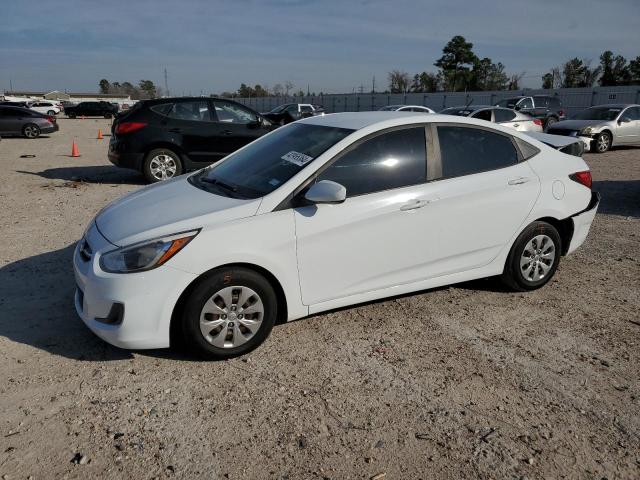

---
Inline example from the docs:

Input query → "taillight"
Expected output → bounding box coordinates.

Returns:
[46,115,56,123]
[115,122,147,135]
[569,171,592,189]
[533,119,542,126]
[558,109,565,117]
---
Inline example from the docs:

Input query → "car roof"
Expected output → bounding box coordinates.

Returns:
[299,111,511,131]
[586,103,638,109]
[443,105,492,111]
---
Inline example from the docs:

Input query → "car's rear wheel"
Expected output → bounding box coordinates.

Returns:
[68,113,76,119]
[47,110,56,115]
[104,113,113,119]
[23,124,40,139]
[593,132,611,153]
[501,221,561,291]
[143,148,183,183]
[180,267,278,359]
[544,117,557,131]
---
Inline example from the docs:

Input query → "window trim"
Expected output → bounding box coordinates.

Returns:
[432,122,526,181]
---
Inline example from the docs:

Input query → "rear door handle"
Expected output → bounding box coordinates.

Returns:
[168,128,181,133]
[508,177,531,185]
[400,199,431,211]
[220,130,233,136]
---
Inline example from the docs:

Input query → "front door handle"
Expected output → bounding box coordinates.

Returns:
[508,177,531,185]
[400,199,431,211]
[168,128,181,133]
[220,130,233,136]
[513,123,519,128]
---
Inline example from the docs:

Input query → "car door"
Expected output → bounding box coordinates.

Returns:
[211,100,269,156]
[293,126,436,306]
[0,108,26,134]
[516,97,535,117]
[162,100,221,163]
[616,107,640,144]
[417,124,540,275]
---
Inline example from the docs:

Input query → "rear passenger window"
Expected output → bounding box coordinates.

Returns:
[167,101,211,121]
[437,126,518,178]
[150,103,173,116]
[472,110,492,121]
[494,109,516,122]
[316,127,426,197]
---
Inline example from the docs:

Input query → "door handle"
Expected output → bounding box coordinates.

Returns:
[400,199,431,211]
[508,177,531,185]
[513,123,519,128]
[220,130,233,136]
[168,128,181,133]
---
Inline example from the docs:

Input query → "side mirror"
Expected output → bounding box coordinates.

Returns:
[304,180,346,204]
[619,116,631,124]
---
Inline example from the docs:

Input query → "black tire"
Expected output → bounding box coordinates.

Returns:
[592,131,611,153]
[179,267,278,360]
[104,113,113,119]
[544,116,557,131]
[143,148,183,183]
[68,113,76,119]
[47,110,56,115]
[22,123,40,139]
[501,221,561,292]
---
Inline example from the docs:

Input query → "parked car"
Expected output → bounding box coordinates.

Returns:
[440,105,543,132]
[0,101,32,108]
[74,112,599,359]
[109,97,273,182]
[29,101,61,115]
[0,106,59,138]
[262,103,324,125]
[525,132,585,157]
[378,105,435,113]
[546,104,640,153]
[496,95,565,129]
[65,101,118,119]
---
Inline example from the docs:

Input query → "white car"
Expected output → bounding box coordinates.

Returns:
[379,105,435,113]
[74,112,599,359]
[29,101,62,115]
[440,106,543,132]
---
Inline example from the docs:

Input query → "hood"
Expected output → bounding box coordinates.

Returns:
[548,119,607,131]
[95,176,261,246]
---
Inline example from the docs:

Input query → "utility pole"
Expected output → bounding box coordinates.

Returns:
[372,75,375,94]
[164,68,169,97]
[358,84,364,94]
[307,84,310,96]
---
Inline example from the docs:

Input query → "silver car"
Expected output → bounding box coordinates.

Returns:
[439,105,543,132]
[547,104,640,153]
[378,105,435,113]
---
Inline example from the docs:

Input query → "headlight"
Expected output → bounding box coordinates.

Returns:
[579,126,594,136]
[99,230,199,273]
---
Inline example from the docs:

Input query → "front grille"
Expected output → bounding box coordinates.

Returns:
[79,238,92,262]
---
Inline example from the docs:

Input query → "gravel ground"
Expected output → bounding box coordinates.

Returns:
[0,118,639,479]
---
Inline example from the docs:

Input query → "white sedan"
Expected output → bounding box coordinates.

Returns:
[74,112,599,359]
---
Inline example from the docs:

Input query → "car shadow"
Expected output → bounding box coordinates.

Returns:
[592,180,640,218]
[16,166,145,185]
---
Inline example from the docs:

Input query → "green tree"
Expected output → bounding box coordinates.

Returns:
[434,35,477,91]
[237,83,254,97]
[629,56,640,84]
[599,51,630,86]
[541,73,554,89]
[470,58,508,90]
[138,80,157,99]
[99,79,110,94]
[562,58,601,88]
[253,84,269,97]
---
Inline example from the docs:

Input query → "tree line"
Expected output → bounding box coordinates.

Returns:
[98,79,163,99]
[387,36,640,94]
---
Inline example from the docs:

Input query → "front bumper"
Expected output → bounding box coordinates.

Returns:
[567,192,600,255]
[73,222,197,349]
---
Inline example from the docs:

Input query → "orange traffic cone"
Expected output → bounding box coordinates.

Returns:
[97,129,103,139]
[71,141,80,157]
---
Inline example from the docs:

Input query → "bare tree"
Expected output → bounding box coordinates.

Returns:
[388,70,410,93]
[272,83,284,97]
[284,81,294,96]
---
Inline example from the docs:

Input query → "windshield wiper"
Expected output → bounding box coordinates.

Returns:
[200,176,238,193]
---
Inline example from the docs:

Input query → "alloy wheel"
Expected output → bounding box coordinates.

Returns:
[199,286,264,348]
[520,235,556,282]
[149,154,177,181]
[597,133,610,153]
[24,125,39,138]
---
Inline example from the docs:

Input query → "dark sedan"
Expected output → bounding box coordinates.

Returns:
[0,106,59,138]
[109,97,274,182]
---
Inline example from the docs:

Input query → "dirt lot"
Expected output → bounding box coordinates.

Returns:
[0,118,638,479]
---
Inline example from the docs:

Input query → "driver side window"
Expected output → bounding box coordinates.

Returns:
[213,100,257,124]
[518,98,533,109]
[315,127,427,197]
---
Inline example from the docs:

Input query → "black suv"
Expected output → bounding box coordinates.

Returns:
[109,97,273,182]
[496,95,565,130]
[65,101,118,119]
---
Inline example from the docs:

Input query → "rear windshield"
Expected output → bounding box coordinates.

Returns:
[190,123,353,199]
[440,108,473,116]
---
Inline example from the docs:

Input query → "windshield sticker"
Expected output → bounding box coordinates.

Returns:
[281,151,314,166]
[268,178,281,186]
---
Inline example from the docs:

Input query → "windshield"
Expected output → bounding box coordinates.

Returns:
[268,104,289,114]
[440,107,473,116]
[379,105,401,111]
[496,98,519,108]
[572,107,622,121]
[190,123,354,199]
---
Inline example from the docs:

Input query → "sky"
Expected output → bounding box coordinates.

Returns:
[1,0,639,95]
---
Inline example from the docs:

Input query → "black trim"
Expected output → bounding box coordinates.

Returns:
[95,302,124,325]
[571,192,600,218]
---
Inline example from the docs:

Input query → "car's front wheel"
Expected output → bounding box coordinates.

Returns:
[23,123,40,139]
[501,221,561,291]
[544,117,557,131]
[143,148,183,183]
[47,110,56,115]
[593,131,611,153]
[179,267,278,359]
